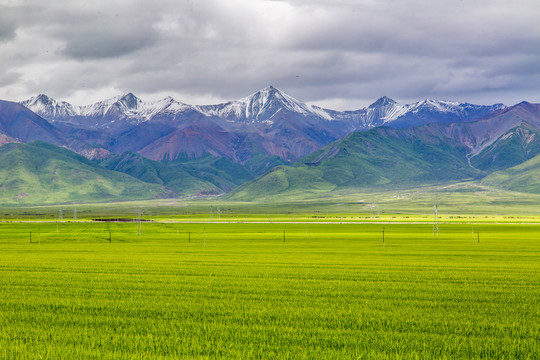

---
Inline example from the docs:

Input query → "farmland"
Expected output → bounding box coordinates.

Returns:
[0,217,538,359]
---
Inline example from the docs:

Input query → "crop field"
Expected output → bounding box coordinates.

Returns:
[0,219,539,359]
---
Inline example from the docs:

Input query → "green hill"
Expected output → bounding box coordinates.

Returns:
[471,123,540,172]
[0,142,172,204]
[481,153,540,193]
[101,152,221,196]
[230,126,483,200]
[177,156,256,192]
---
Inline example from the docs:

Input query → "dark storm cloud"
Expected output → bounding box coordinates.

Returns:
[0,0,539,109]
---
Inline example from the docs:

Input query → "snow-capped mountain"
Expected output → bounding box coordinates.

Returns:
[77,93,194,120]
[21,87,504,130]
[196,86,333,123]
[17,87,507,166]
[78,93,143,118]
[331,96,409,130]
[22,93,195,129]
[21,94,78,119]
[367,96,409,122]
[387,99,506,129]
[334,96,505,130]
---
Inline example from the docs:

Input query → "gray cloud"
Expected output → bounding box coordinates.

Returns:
[61,26,157,60]
[0,0,539,109]
[0,6,17,41]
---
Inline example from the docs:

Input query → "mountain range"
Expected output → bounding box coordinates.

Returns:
[19,87,504,163]
[1,86,539,204]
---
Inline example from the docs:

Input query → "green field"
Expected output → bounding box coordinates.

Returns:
[0,219,538,359]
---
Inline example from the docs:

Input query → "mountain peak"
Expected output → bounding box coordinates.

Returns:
[21,94,76,119]
[34,93,53,102]
[117,93,141,109]
[120,92,139,101]
[369,96,397,108]
[196,86,333,122]
[240,86,331,121]
[504,101,540,116]
[24,94,56,106]
[262,85,278,91]
[249,85,285,101]
[259,85,281,95]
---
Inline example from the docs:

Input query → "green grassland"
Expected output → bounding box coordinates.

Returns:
[3,180,540,224]
[0,219,538,359]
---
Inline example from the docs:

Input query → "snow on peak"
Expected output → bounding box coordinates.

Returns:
[78,93,144,118]
[20,93,196,124]
[197,86,333,122]
[20,90,506,131]
[365,97,407,122]
[410,99,464,114]
[136,97,192,120]
[21,94,77,119]
[369,96,397,108]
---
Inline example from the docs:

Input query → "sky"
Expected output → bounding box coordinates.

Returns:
[0,0,539,110]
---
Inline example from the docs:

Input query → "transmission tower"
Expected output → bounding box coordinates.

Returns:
[432,204,439,235]
[137,209,142,235]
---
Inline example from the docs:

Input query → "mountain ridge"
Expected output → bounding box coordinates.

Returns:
[18,88,506,164]
[20,87,505,130]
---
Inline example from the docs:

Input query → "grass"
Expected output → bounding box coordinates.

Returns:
[0,220,538,358]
